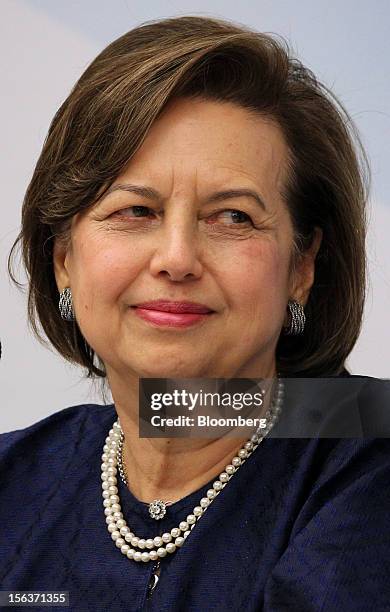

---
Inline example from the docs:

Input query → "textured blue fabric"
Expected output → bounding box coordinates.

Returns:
[1,376,390,611]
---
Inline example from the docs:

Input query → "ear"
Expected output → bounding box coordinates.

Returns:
[53,237,71,293]
[290,226,323,306]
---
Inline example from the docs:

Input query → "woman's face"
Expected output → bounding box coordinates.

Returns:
[54,97,320,380]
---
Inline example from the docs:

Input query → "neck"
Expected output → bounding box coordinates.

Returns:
[107,363,277,504]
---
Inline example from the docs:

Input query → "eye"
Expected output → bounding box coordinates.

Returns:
[208,209,254,226]
[111,205,155,219]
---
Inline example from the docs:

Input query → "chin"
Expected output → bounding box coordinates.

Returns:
[134,358,210,379]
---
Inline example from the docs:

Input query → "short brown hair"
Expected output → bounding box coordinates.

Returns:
[8,15,368,383]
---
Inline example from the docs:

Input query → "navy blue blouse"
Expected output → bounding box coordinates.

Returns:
[1,375,390,611]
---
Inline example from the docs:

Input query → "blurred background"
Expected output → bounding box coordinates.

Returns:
[1,0,389,431]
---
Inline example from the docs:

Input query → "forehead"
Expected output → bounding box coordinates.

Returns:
[113,97,289,197]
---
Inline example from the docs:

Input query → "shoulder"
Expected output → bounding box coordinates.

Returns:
[0,403,116,468]
[342,371,390,386]
[334,371,390,390]
[341,373,390,435]
[275,373,390,437]
[352,373,390,396]
[333,372,390,416]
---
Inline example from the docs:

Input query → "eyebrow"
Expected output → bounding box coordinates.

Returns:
[100,183,267,211]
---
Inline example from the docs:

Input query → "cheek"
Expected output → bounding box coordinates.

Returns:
[71,236,143,309]
[226,239,290,315]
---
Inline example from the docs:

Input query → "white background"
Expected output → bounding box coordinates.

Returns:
[1,0,389,431]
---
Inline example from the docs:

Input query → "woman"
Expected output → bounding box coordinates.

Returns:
[1,15,390,611]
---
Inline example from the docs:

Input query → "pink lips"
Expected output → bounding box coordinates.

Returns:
[131,300,214,327]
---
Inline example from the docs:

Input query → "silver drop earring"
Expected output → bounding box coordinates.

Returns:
[283,299,305,335]
[59,287,75,321]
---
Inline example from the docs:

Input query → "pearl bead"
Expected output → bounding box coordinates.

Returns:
[206,489,216,499]
[141,552,150,562]
[175,536,184,547]
[154,536,163,547]
[108,486,118,494]
[111,503,121,513]
[187,514,196,525]
[115,537,125,548]
[108,524,117,533]
[106,516,116,524]
[219,472,229,482]
[131,537,139,547]
[116,519,126,528]
[127,549,135,559]
[232,457,241,467]
[102,481,109,490]
[157,548,167,558]
[138,539,146,549]
[166,543,176,554]
[145,539,155,549]
[104,508,113,516]
[171,527,181,538]
[193,506,203,517]
[162,532,172,543]
[244,441,254,450]
[107,476,117,485]
[179,521,189,531]
[200,498,210,508]
[111,531,120,541]
[225,465,235,475]
[133,551,142,562]
[120,526,129,536]
[149,550,158,561]
[113,512,123,520]
[238,449,248,459]
[103,499,111,508]
[102,491,110,499]
[107,467,117,476]
[213,481,223,491]
[125,532,134,542]
[109,495,120,504]
[121,544,130,555]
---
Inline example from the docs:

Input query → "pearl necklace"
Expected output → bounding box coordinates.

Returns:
[101,377,284,564]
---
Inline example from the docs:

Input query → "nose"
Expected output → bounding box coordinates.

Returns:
[149,215,203,282]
